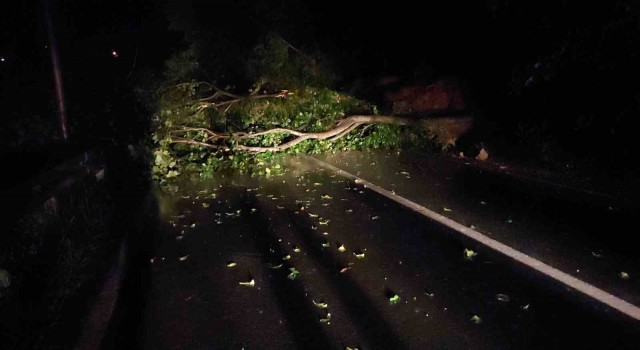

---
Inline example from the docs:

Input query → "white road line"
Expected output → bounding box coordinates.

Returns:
[307,156,640,321]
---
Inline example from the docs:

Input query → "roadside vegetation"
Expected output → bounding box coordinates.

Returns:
[0,176,118,349]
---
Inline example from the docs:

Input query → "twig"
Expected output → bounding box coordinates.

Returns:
[125,47,138,80]
[170,126,230,139]
[171,138,220,149]
[272,32,317,67]
[194,90,292,112]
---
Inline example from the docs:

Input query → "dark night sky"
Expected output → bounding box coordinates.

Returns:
[0,0,490,115]
[2,1,636,90]
[0,1,632,87]
[1,1,640,165]
[0,1,504,89]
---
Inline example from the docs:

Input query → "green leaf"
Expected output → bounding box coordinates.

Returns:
[288,267,300,280]
[312,300,328,309]
[464,248,478,261]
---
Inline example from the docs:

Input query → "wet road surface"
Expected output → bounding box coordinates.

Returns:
[107,151,640,349]
[315,150,640,308]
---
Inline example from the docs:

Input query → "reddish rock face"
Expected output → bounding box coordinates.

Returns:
[384,80,466,114]
[382,79,472,149]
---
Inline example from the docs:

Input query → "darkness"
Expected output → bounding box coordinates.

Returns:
[1,1,640,349]
[3,1,640,173]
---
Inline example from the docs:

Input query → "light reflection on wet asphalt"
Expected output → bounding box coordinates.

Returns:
[138,152,640,349]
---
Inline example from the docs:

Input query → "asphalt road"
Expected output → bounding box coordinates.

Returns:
[104,150,640,349]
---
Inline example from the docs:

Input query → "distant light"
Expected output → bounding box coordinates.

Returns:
[0,57,5,62]
[111,50,118,58]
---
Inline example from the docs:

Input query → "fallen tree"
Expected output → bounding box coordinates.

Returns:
[148,80,473,180]
[150,82,420,178]
[146,35,471,180]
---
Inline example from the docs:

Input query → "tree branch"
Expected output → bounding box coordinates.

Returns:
[329,122,362,141]
[194,90,293,113]
[168,115,420,154]
[170,126,231,139]
[197,83,242,100]
[171,138,221,149]
[235,128,306,139]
